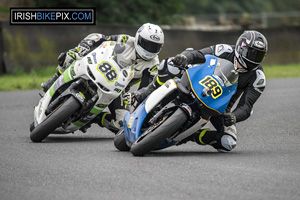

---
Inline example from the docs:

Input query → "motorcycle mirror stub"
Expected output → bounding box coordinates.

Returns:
[201,87,212,97]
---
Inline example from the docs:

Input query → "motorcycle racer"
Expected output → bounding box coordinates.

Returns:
[134,30,268,152]
[42,23,164,133]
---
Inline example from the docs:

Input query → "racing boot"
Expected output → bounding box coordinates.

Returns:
[133,83,157,103]
[41,70,61,92]
[93,112,123,134]
[181,128,237,152]
[177,129,213,146]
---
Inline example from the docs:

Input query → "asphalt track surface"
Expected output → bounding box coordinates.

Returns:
[1,78,300,200]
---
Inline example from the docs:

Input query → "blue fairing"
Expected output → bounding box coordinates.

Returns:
[186,55,237,114]
[123,99,148,144]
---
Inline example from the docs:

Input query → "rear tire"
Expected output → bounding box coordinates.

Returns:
[130,108,188,156]
[30,96,81,142]
[114,129,130,151]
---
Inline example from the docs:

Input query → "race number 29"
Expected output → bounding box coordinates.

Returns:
[97,61,118,82]
[199,76,222,99]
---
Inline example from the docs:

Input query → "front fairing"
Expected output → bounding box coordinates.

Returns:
[123,100,148,145]
[186,55,238,114]
[123,78,179,145]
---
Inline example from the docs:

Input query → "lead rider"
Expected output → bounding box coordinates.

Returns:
[134,30,268,152]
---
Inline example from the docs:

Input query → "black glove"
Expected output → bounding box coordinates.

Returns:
[223,112,236,126]
[57,52,67,67]
[77,40,93,57]
[173,54,188,69]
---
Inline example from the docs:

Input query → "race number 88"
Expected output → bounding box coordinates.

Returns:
[97,61,118,82]
[199,76,222,99]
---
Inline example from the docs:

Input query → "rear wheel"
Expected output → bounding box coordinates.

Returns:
[114,129,130,151]
[30,96,81,142]
[130,108,188,156]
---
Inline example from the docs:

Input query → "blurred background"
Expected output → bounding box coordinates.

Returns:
[0,0,300,75]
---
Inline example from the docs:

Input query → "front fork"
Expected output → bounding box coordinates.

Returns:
[47,78,100,128]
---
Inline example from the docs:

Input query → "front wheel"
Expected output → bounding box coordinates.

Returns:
[30,96,81,142]
[130,108,188,156]
[114,129,130,151]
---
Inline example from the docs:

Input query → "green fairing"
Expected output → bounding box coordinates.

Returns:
[49,67,73,97]
[90,107,102,114]
[73,121,85,127]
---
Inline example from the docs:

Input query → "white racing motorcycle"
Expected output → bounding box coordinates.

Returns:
[30,41,134,142]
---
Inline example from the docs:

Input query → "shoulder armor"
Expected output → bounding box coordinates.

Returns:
[253,69,266,88]
[214,44,233,56]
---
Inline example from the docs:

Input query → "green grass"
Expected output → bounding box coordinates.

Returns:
[264,64,300,79]
[0,67,57,91]
[0,64,299,91]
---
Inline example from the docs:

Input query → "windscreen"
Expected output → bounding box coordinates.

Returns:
[213,59,238,87]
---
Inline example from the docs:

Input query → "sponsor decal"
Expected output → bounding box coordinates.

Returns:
[75,93,84,102]
[115,81,125,88]
[254,40,265,48]
[127,117,135,128]
[70,64,76,78]
[129,72,134,79]
[182,104,192,117]
[87,57,92,64]
[137,25,144,33]
[75,64,80,73]
[209,59,216,66]
[114,88,122,93]
[217,45,224,53]
[150,35,160,41]
[92,52,97,64]
[165,81,171,88]
[122,70,128,77]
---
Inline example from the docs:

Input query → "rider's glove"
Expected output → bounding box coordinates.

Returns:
[122,93,133,106]
[223,112,236,127]
[173,54,188,69]
[57,50,78,71]
[76,40,92,57]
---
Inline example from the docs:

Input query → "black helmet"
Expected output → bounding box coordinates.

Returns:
[235,30,268,71]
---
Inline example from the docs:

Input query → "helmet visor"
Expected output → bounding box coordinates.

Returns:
[241,46,266,64]
[137,36,162,53]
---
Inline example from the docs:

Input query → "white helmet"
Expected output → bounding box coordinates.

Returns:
[135,23,164,61]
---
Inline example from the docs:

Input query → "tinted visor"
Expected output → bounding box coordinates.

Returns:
[241,46,266,63]
[138,35,162,53]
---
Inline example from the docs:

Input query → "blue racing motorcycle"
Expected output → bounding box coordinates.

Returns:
[114,55,238,156]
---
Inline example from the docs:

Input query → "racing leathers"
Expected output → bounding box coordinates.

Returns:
[44,33,159,133]
[138,44,266,152]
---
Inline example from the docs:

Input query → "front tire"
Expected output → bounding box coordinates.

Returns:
[114,129,130,151]
[130,108,188,156]
[30,96,81,142]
